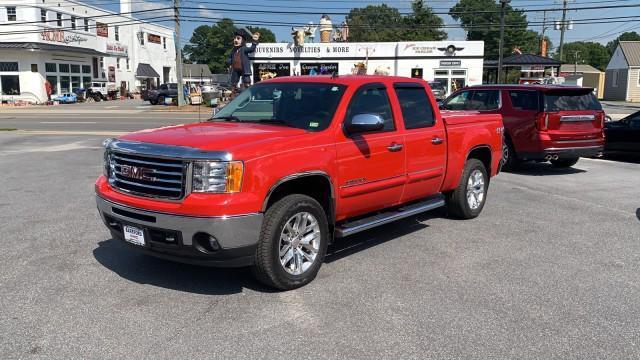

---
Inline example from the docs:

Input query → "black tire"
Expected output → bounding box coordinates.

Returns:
[158,95,165,105]
[550,157,579,168]
[501,137,519,171]
[251,194,329,290]
[446,158,489,219]
[149,99,157,105]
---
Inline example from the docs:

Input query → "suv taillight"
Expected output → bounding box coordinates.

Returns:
[535,112,549,131]
[596,112,605,128]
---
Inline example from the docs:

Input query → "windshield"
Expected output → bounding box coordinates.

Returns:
[544,91,601,111]
[212,82,346,131]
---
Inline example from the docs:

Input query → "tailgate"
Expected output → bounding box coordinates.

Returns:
[543,89,604,140]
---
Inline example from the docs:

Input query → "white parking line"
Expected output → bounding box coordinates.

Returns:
[40,121,97,124]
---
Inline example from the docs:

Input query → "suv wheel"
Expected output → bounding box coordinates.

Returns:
[501,137,519,171]
[157,95,165,105]
[550,157,579,168]
[446,159,489,219]
[252,194,329,290]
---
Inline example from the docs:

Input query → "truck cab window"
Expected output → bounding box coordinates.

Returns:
[394,85,435,129]
[346,86,395,131]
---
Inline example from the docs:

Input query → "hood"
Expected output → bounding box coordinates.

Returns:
[119,121,310,160]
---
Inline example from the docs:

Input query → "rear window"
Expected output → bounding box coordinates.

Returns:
[544,91,601,111]
[509,90,539,111]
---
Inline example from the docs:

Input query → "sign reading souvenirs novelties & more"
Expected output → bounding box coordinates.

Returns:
[300,63,338,75]
[253,63,291,83]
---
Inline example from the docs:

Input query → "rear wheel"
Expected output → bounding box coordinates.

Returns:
[157,95,165,105]
[550,157,579,168]
[252,194,329,290]
[446,159,489,219]
[501,137,519,171]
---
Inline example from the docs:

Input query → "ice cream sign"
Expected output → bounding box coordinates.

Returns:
[106,42,128,56]
[41,30,88,45]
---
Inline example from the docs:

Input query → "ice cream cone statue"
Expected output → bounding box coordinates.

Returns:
[319,14,332,43]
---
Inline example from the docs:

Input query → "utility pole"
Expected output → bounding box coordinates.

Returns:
[174,0,185,106]
[497,0,511,84]
[540,10,548,57]
[558,0,568,62]
[573,50,580,74]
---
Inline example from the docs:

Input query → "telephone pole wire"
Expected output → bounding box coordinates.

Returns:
[175,0,185,106]
[558,0,568,62]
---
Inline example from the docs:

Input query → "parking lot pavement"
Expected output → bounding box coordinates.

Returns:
[1,133,640,359]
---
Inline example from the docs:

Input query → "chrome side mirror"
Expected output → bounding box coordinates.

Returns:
[346,114,385,134]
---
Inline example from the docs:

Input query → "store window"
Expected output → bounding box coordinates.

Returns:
[82,76,91,89]
[0,62,19,72]
[60,76,70,93]
[1,76,21,95]
[31,64,38,73]
[41,9,47,23]
[99,57,104,69]
[46,76,58,95]
[71,16,76,30]
[45,63,57,73]
[433,69,467,96]
[70,64,80,73]
[84,18,89,32]
[82,65,91,74]
[139,32,145,45]
[71,76,80,91]
[56,13,62,27]
[115,26,119,41]
[7,7,16,21]
[58,64,70,73]
[126,58,130,71]
[92,57,98,77]
[163,37,167,50]
[116,59,120,70]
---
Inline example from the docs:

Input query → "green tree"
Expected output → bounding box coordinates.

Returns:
[183,19,276,73]
[605,31,640,55]
[346,1,446,42]
[449,0,543,59]
[556,42,609,71]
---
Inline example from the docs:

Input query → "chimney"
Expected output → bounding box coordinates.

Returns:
[120,0,131,17]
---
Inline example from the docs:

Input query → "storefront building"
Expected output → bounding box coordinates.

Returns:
[0,0,176,103]
[249,41,484,96]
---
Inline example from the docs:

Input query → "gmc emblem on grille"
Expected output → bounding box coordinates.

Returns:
[120,164,155,181]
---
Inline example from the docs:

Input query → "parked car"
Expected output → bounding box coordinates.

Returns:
[428,81,447,100]
[146,83,178,105]
[441,85,605,169]
[604,110,640,154]
[53,93,77,104]
[96,75,503,290]
[88,82,109,101]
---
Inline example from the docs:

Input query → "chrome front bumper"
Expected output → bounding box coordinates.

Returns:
[96,196,263,267]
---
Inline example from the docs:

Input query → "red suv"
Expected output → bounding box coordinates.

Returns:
[442,85,605,169]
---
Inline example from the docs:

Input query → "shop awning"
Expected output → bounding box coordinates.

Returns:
[0,42,108,56]
[136,63,160,78]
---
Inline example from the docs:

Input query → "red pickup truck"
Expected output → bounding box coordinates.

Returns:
[96,76,503,290]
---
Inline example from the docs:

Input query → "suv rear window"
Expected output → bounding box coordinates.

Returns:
[544,91,601,111]
[509,90,539,111]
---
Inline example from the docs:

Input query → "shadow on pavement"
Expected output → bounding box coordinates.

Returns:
[509,162,587,176]
[93,239,275,295]
[602,153,640,165]
[636,208,640,222]
[325,208,444,263]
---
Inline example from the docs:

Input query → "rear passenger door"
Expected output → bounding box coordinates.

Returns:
[393,83,446,203]
[505,90,540,153]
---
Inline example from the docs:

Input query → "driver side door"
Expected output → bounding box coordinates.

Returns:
[335,84,406,220]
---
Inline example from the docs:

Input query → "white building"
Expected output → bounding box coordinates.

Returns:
[604,41,640,102]
[0,0,176,104]
[250,41,484,96]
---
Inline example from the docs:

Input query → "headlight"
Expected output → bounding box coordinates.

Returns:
[192,161,243,193]
[102,138,115,177]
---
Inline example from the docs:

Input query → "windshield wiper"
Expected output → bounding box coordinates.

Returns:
[210,115,240,122]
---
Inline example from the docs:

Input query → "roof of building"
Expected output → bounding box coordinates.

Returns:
[502,54,563,66]
[135,63,160,78]
[0,42,107,56]
[182,64,212,78]
[619,41,640,67]
[559,64,603,73]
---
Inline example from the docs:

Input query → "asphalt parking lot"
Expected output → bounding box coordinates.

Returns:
[1,106,640,359]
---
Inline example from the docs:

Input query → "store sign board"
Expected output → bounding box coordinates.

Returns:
[252,63,290,83]
[106,42,128,56]
[41,29,88,45]
[96,23,108,38]
[300,63,338,75]
[439,60,461,67]
[148,34,161,44]
[108,66,116,82]
[254,44,359,58]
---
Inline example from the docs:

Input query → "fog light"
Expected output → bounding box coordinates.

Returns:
[193,232,221,253]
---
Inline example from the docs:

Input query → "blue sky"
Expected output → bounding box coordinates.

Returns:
[90,0,639,50]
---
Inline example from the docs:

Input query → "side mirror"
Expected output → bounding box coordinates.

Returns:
[346,114,385,134]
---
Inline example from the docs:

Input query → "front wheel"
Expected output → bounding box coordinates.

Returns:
[157,95,165,105]
[550,157,579,168]
[252,194,329,290]
[446,159,489,219]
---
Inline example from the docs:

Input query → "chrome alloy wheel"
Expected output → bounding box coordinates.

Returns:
[279,212,321,275]
[466,169,485,210]
[502,142,509,165]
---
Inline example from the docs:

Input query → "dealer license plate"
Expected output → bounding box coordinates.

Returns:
[123,225,145,246]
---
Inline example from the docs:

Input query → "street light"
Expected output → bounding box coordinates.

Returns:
[497,0,511,84]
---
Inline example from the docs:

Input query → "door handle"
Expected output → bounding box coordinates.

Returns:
[387,143,403,152]
[431,137,444,145]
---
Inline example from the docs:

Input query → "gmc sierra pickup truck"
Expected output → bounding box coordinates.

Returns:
[96,76,503,290]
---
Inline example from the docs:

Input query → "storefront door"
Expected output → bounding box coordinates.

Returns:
[434,69,467,96]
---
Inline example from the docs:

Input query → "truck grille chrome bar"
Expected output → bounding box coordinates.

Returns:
[108,152,187,200]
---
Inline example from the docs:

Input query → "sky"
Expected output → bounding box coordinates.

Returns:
[88,0,639,51]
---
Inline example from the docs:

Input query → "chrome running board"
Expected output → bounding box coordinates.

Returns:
[334,194,445,238]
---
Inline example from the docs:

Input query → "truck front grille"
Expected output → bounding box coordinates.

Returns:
[108,152,186,200]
